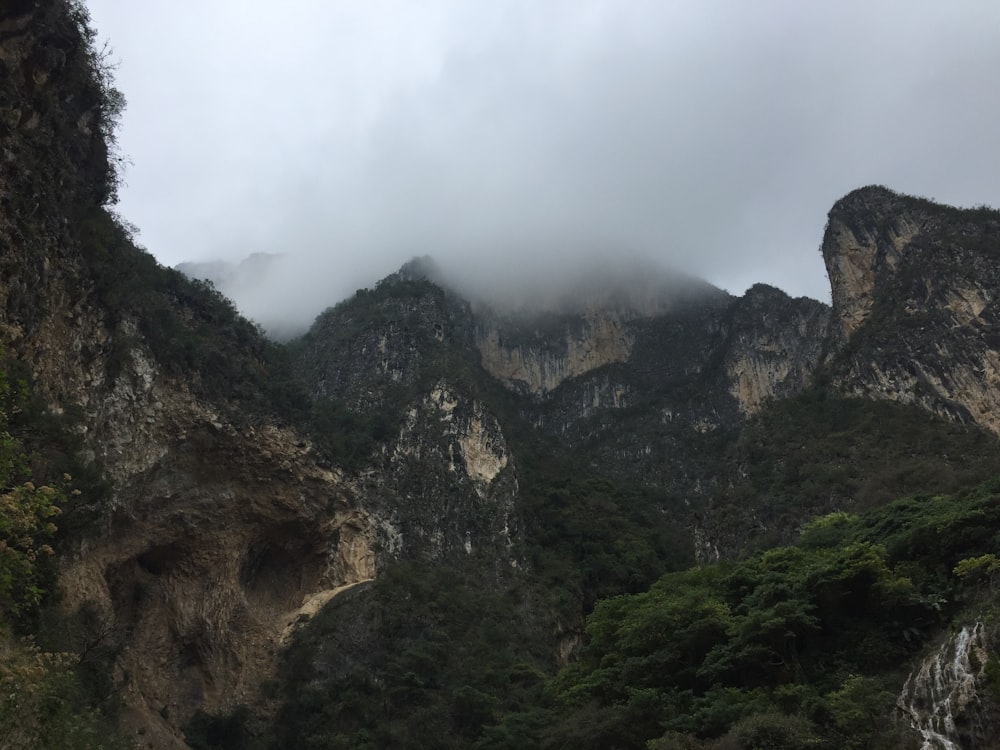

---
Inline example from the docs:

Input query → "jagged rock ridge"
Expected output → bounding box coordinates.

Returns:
[5,3,1000,746]
[823,185,1000,433]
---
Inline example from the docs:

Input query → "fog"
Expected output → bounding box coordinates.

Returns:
[86,1,1000,336]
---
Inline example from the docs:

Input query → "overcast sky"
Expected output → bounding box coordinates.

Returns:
[85,1,1000,333]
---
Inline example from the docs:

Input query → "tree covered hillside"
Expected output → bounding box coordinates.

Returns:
[6,2,1000,749]
[250,479,1000,749]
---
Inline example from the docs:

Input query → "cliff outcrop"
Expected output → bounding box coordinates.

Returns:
[290,275,523,566]
[62,403,374,748]
[475,306,636,398]
[0,5,376,746]
[723,284,830,414]
[822,185,1000,433]
[471,268,728,398]
[7,4,1000,747]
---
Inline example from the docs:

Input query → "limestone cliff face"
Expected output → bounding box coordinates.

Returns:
[4,297,380,749]
[36,295,519,748]
[61,389,375,748]
[471,275,829,430]
[823,188,921,345]
[723,284,830,414]
[0,7,378,746]
[475,307,634,397]
[29,291,519,748]
[375,380,518,563]
[292,281,521,567]
[472,270,731,398]
[293,278,473,411]
[0,263,382,747]
[822,186,1000,433]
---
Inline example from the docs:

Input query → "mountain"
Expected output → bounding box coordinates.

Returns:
[174,254,310,341]
[4,3,1000,749]
[823,186,1000,431]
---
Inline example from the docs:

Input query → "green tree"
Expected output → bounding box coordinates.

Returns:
[0,355,129,748]
[953,553,1000,592]
[0,355,68,627]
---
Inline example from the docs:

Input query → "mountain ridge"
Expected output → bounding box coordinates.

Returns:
[4,3,1000,747]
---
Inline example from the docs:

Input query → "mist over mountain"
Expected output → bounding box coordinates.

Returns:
[174,253,306,339]
[177,248,753,339]
[86,0,1000,314]
[8,3,1000,749]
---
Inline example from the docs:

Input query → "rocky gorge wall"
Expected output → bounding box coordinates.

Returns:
[0,5,518,746]
[722,284,830,414]
[822,186,1000,435]
[9,5,1000,747]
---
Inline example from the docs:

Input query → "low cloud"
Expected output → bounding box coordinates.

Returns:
[87,0,1000,333]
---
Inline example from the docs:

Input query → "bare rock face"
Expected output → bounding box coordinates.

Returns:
[292,277,523,567]
[822,186,1000,433]
[823,187,921,345]
[376,379,519,562]
[47,309,520,748]
[475,307,634,397]
[35,308,520,749]
[723,284,830,414]
[11,312,380,749]
[472,268,731,398]
[293,278,472,411]
[9,300,380,748]
[61,387,374,748]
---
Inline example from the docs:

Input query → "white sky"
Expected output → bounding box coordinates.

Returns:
[85,1,1000,332]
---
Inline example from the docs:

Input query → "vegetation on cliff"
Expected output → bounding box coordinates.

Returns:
[476,479,1000,749]
[188,470,1000,749]
[0,355,64,630]
[67,245,1000,749]
[0,354,129,748]
[7,2,1000,749]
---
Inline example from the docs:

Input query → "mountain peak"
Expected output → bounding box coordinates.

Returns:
[385,253,729,318]
[390,255,445,285]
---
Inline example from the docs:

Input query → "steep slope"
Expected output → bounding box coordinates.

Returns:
[0,4,374,747]
[485,478,1000,750]
[723,283,831,414]
[290,270,522,566]
[290,255,837,543]
[471,273,829,420]
[7,4,1000,749]
[823,185,1000,432]
[0,10,531,745]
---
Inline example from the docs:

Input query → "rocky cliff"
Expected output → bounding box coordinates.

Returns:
[1,4,374,746]
[822,185,1000,433]
[723,284,830,414]
[6,4,1000,748]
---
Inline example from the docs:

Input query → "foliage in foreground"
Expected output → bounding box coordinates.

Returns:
[709,389,1000,552]
[256,564,553,750]
[0,636,131,750]
[0,355,130,748]
[0,355,68,630]
[484,478,1000,749]
[190,478,1000,750]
